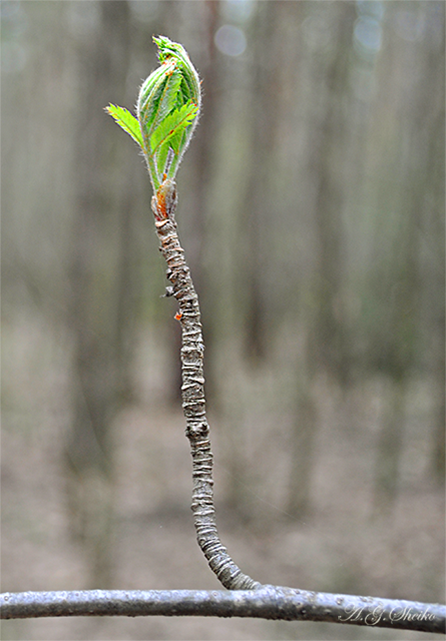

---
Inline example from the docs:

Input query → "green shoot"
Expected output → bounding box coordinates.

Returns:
[105,36,201,192]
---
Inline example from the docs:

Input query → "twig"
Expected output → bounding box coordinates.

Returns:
[105,45,284,591]
[152,180,260,591]
[1,588,444,633]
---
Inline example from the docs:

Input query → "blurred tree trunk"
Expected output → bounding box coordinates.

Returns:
[223,1,297,512]
[241,0,279,362]
[432,357,445,483]
[287,2,355,517]
[424,19,445,485]
[306,2,355,387]
[370,248,418,513]
[371,4,444,508]
[371,191,419,514]
[286,368,317,517]
[65,1,133,588]
[373,379,406,516]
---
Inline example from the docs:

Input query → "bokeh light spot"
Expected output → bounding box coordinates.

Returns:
[214,25,247,57]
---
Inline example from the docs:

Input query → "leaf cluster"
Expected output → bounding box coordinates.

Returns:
[105,36,201,191]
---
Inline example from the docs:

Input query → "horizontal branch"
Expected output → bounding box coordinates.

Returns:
[1,587,444,634]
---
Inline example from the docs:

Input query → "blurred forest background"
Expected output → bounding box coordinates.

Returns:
[1,1,444,640]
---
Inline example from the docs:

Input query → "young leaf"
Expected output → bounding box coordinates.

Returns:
[105,104,143,149]
[137,58,177,139]
[153,35,200,105]
[155,141,171,179]
[149,101,199,156]
[154,69,183,127]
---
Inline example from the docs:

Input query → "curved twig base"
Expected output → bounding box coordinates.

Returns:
[152,182,260,591]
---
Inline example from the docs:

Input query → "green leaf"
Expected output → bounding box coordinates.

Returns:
[153,36,200,104]
[105,104,143,149]
[165,128,188,179]
[149,100,198,155]
[156,141,171,178]
[155,69,183,127]
[137,59,176,135]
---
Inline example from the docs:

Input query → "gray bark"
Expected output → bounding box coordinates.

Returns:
[1,588,444,634]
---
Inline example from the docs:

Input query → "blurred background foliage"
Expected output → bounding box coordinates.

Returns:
[1,1,444,640]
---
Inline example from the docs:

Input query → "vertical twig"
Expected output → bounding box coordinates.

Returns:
[106,34,260,591]
[152,180,261,591]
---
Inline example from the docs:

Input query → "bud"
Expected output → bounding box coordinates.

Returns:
[106,36,201,192]
[137,36,201,190]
